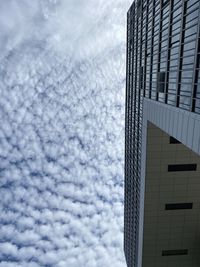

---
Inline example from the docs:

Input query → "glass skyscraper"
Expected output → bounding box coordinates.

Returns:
[124,0,200,266]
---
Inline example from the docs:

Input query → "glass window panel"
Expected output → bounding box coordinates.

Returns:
[184,41,196,50]
[169,71,178,78]
[172,27,181,36]
[151,91,157,99]
[170,53,179,60]
[168,82,177,90]
[186,9,199,22]
[182,55,195,65]
[181,67,194,72]
[179,102,190,110]
[172,20,181,31]
[161,42,168,50]
[160,62,167,68]
[160,51,167,62]
[173,16,182,26]
[169,65,178,71]
[184,34,197,43]
[195,107,200,114]
[158,91,165,101]
[195,97,200,107]
[155,2,160,11]
[187,1,200,13]
[162,27,169,36]
[181,70,193,78]
[172,8,182,18]
[184,24,198,36]
[173,14,181,23]
[170,59,179,67]
[171,34,180,43]
[155,12,160,21]
[170,46,179,55]
[167,93,176,105]
[154,34,159,42]
[181,77,193,83]
[196,83,200,94]
[163,6,169,16]
[168,89,176,95]
[183,48,196,56]
[187,0,199,8]
[169,77,177,83]
[160,66,167,71]
[180,92,192,99]
[180,83,192,94]
[157,73,166,93]
[185,15,198,29]
[162,16,169,26]
[162,0,170,6]
[173,1,182,11]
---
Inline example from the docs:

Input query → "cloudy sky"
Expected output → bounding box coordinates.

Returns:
[0,0,132,266]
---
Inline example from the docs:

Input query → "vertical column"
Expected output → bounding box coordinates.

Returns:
[156,0,163,101]
[191,1,200,112]
[143,0,149,98]
[149,0,156,99]
[164,0,173,104]
[176,0,187,107]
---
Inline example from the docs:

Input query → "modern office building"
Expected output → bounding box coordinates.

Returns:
[124,0,200,266]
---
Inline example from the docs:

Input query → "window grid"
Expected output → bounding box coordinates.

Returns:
[175,0,186,108]
[127,0,200,113]
[191,1,200,112]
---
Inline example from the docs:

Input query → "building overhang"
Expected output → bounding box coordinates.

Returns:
[137,98,200,267]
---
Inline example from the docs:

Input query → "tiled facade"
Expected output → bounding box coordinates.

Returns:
[142,122,200,267]
[124,0,200,266]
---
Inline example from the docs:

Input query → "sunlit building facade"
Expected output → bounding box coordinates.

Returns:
[124,0,200,266]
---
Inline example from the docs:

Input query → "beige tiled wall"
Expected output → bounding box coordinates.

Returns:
[137,99,200,267]
[142,122,200,267]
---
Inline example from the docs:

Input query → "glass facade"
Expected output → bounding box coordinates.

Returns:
[124,0,200,266]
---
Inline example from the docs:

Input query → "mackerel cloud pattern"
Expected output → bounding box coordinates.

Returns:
[0,0,132,266]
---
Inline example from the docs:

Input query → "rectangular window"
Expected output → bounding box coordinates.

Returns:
[137,0,142,15]
[162,249,188,256]
[157,72,166,92]
[169,136,181,144]
[168,164,197,171]
[165,203,193,210]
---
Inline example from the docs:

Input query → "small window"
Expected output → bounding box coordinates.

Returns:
[165,203,193,210]
[137,0,141,8]
[157,72,166,93]
[162,249,188,256]
[137,0,142,15]
[162,0,170,7]
[169,136,181,144]
[168,164,197,172]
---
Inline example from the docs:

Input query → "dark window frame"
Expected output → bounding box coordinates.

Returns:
[165,203,193,210]
[169,136,181,144]
[162,249,188,256]
[168,164,197,172]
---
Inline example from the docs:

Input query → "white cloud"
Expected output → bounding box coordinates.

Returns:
[0,0,133,266]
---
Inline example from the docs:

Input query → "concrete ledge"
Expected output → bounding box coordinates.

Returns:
[143,99,200,156]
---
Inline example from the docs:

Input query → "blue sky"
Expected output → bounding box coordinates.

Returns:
[0,0,132,266]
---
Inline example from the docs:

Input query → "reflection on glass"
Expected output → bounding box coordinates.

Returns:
[167,93,176,106]
[158,92,165,102]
